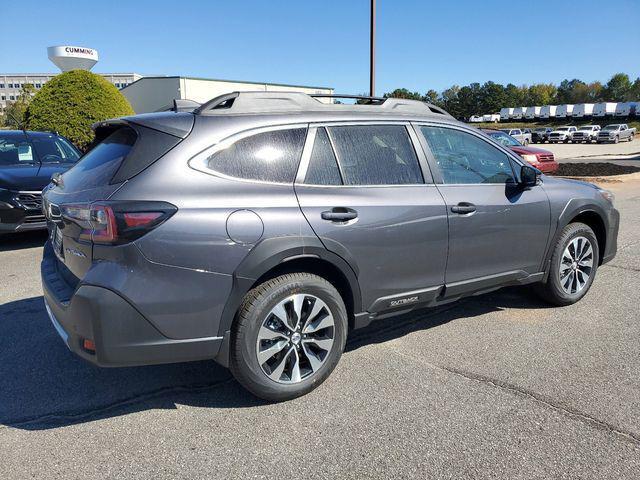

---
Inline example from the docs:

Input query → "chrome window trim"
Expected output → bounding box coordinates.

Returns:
[188,123,310,186]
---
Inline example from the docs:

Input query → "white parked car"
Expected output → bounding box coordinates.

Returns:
[511,107,527,119]
[556,104,575,118]
[482,113,500,123]
[500,107,514,121]
[571,125,601,143]
[593,102,618,117]
[525,106,542,119]
[469,115,484,123]
[540,105,557,119]
[614,102,639,117]
[572,103,595,118]
[548,126,578,143]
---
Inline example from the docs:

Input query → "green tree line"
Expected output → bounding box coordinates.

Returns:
[384,73,640,120]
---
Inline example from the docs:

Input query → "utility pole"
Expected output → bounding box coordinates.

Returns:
[369,0,376,97]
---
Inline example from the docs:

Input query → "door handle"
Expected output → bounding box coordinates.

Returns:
[451,202,476,214]
[321,208,358,222]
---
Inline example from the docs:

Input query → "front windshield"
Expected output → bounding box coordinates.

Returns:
[0,134,37,166]
[534,128,547,132]
[489,131,521,147]
[0,133,80,166]
[603,125,618,131]
[578,127,593,131]
[30,135,80,164]
[556,127,570,131]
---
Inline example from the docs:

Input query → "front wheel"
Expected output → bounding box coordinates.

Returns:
[230,273,348,401]
[535,222,599,306]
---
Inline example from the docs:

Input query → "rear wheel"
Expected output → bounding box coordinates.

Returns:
[535,222,599,306]
[230,273,348,401]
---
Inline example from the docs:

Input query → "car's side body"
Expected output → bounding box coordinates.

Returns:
[40,93,619,376]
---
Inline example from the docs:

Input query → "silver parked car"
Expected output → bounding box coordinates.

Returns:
[41,92,619,401]
[500,128,531,145]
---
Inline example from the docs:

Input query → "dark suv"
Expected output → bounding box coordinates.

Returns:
[0,130,80,233]
[41,92,619,401]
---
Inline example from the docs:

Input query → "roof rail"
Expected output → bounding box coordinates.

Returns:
[310,94,386,105]
[193,91,453,118]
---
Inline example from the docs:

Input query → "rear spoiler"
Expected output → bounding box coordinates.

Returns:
[92,111,194,140]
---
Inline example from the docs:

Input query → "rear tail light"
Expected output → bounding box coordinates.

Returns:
[61,201,176,245]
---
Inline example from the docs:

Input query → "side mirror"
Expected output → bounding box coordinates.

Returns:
[520,164,539,187]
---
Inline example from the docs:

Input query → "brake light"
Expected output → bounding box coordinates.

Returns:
[61,201,176,245]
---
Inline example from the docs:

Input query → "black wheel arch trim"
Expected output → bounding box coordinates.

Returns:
[215,235,362,339]
[540,199,610,278]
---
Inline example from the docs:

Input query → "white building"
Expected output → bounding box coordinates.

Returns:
[121,76,334,113]
[0,72,142,110]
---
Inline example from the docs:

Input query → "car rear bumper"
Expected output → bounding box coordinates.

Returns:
[41,242,224,367]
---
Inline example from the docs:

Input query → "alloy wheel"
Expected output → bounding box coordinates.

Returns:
[256,294,335,384]
[559,236,594,295]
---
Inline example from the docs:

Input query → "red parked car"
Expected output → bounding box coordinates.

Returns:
[482,129,559,174]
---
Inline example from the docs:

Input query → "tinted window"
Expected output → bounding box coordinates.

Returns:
[207,128,306,183]
[61,127,136,191]
[421,126,514,185]
[328,125,423,185]
[305,128,342,185]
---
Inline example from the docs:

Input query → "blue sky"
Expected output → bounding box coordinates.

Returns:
[2,0,639,94]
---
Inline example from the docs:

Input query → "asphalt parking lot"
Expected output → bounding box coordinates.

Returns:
[537,137,640,166]
[1,174,639,479]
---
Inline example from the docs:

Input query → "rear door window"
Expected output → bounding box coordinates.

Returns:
[304,128,342,185]
[327,125,423,185]
[61,127,137,191]
[206,128,306,183]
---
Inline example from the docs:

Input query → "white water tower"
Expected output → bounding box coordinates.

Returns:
[47,46,99,72]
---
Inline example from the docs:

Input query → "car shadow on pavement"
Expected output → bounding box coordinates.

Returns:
[0,230,48,252]
[0,289,551,431]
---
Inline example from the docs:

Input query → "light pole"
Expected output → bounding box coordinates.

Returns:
[369,0,376,97]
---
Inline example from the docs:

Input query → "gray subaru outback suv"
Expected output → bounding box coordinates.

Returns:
[41,92,619,401]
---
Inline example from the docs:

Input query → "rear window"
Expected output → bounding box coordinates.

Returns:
[206,128,306,183]
[61,127,137,191]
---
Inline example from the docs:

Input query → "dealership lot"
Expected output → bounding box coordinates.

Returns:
[540,137,640,164]
[1,174,639,479]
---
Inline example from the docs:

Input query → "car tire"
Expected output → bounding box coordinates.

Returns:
[628,134,634,142]
[523,139,529,146]
[230,273,348,402]
[614,136,619,144]
[535,222,599,307]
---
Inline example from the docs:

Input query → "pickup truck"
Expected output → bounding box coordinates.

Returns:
[500,128,531,145]
[532,127,553,143]
[571,125,601,143]
[548,126,577,143]
[597,124,636,143]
